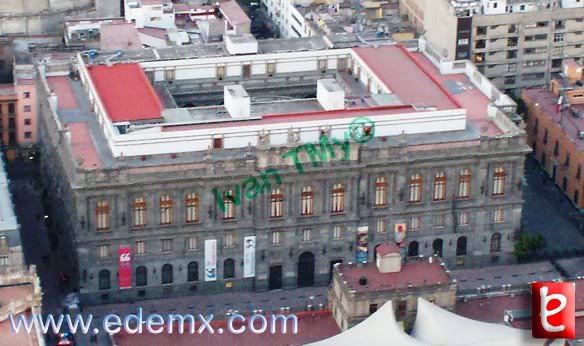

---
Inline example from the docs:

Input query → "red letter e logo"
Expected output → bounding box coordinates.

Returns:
[532,282,575,339]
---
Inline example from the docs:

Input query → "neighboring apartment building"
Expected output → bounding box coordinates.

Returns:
[263,0,413,41]
[400,0,584,94]
[37,34,527,305]
[524,59,584,210]
[330,244,456,331]
[0,77,36,160]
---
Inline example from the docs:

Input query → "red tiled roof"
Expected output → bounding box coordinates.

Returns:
[455,294,531,323]
[338,258,450,293]
[68,122,102,169]
[87,63,163,122]
[376,242,400,257]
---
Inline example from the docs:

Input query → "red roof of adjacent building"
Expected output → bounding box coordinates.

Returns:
[87,63,163,122]
[338,257,451,293]
[376,242,401,257]
[47,76,78,109]
[220,0,251,25]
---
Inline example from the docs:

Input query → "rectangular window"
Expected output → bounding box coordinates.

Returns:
[374,177,388,207]
[186,236,198,251]
[97,244,111,259]
[434,214,445,228]
[458,169,471,198]
[225,233,235,248]
[410,217,421,230]
[318,59,327,71]
[493,167,506,196]
[458,211,469,225]
[223,190,236,220]
[331,183,345,213]
[213,137,223,149]
[24,132,32,139]
[554,33,564,43]
[96,200,110,231]
[333,226,343,239]
[369,304,378,315]
[376,219,387,233]
[186,193,199,223]
[577,165,581,180]
[302,229,312,242]
[270,188,284,218]
[133,197,147,228]
[217,66,226,79]
[0,256,8,266]
[161,239,173,252]
[23,105,31,112]
[272,231,282,245]
[160,195,173,225]
[136,241,146,255]
[0,236,7,249]
[267,62,276,75]
[433,172,447,201]
[23,92,30,99]
[494,208,504,223]
[24,119,31,126]
[409,174,423,203]
[164,69,175,81]
[301,186,314,216]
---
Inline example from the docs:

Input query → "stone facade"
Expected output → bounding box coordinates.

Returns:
[37,77,529,305]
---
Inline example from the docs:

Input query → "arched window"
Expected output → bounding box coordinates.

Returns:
[224,258,235,279]
[162,264,173,285]
[98,269,110,290]
[409,174,423,203]
[433,172,447,201]
[458,169,471,198]
[136,266,147,287]
[408,241,419,257]
[491,233,501,253]
[374,177,388,207]
[187,262,199,282]
[493,167,506,196]
[270,188,284,218]
[96,200,110,231]
[160,195,173,225]
[331,183,345,213]
[301,186,314,216]
[133,197,147,228]
[185,193,199,223]
[456,236,467,256]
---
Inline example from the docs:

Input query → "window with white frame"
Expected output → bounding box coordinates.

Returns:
[493,208,504,223]
[161,239,173,253]
[376,219,387,233]
[186,237,198,251]
[409,174,423,203]
[136,241,146,255]
[186,193,199,223]
[302,229,312,242]
[225,233,235,247]
[331,183,345,213]
[374,177,388,207]
[433,172,447,201]
[458,211,469,225]
[410,216,421,230]
[301,185,314,216]
[97,244,111,258]
[270,188,284,218]
[333,226,343,239]
[434,214,445,228]
[272,231,282,245]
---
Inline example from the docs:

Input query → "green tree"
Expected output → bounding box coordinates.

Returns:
[514,233,546,260]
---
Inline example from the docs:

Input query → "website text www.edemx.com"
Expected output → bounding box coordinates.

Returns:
[10,308,298,336]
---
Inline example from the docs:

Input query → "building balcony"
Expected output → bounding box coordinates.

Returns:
[523,39,549,48]
[484,51,509,63]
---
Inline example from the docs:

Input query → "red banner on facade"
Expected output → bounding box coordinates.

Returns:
[118,246,132,289]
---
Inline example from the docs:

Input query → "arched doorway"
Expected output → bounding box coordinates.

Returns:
[456,237,467,256]
[408,241,419,257]
[297,252,315,287]
[433,239,443,257]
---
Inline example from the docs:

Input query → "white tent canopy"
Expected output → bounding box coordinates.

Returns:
[411,298,565,346]
[306,301,428,346]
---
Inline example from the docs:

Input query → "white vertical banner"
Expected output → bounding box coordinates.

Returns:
[243,236,256,278]
[204,239,217,282]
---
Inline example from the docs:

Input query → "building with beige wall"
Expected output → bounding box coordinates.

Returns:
[400,0,584,94]
[330,244,457,331]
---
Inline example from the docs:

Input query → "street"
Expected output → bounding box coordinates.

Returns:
[521,155,584,253]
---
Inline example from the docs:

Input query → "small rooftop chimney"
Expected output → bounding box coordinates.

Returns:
[224,85,250,118]
[375,242,401,274]
[317,79,345,111]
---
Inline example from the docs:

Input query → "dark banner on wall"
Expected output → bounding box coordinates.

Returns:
[356,226,369,264]
[118,246,132,289]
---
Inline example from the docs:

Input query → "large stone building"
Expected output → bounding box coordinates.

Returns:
[400,0,584,94]
[36,34,528,305]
